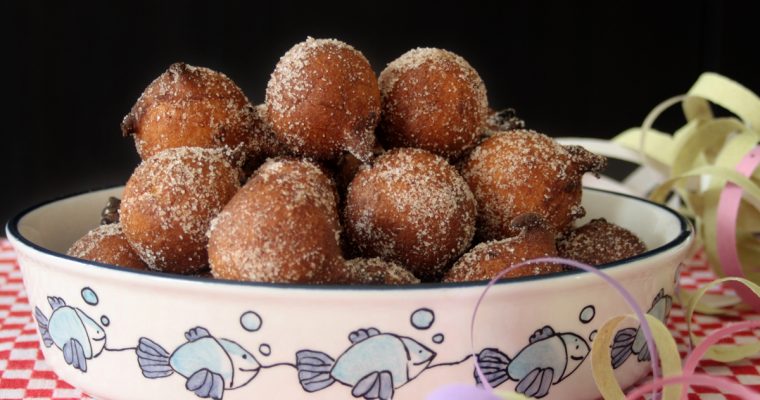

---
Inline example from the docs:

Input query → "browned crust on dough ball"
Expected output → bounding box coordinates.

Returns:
[266,37,380,162]
[208,158,347,284]
[345,258,420,285]
[122,62,257,161]
[444,214,562,282]
[461,130,606,241]
[378,48,488,159]
[241,104,291,177]
[120,147,241,274]
[67,223,148,270]
[344,148,477,281]
[558,218,647,265]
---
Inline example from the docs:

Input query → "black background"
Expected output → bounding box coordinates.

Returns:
[4,1,760,228]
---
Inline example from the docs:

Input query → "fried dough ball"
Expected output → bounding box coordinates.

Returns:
[558,218,647,265]
[266,37,381,162]
[121,62,259,162]
[444,215,563,282]
[378,48,488,159]
[344,148,477,281]
[208,158,347,284]
[345,258,420,285]
[241,104,290,177]
[67,223,149,270]
[461,130,607,241]
[120,147,241,274]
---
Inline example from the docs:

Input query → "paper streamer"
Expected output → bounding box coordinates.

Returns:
[614,72,760,315]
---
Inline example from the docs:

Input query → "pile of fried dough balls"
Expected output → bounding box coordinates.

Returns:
[67,37,647,285]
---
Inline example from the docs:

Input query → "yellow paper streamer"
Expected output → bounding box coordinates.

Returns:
[613,73,760,316]
[591,315,682,400]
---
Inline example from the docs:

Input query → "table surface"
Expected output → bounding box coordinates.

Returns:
[1,239,759,400]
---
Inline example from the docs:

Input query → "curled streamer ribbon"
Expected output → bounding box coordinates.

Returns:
[430,73,760,399]
[615,72,760,313]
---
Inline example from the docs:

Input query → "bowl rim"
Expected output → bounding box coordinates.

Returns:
[5,185,693,291]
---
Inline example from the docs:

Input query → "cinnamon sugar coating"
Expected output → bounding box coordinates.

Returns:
[444,214,563,282]
[266,37,380,162]
[67,223,148,270]
[344,148,477,281]
[345,258,420,285]
[558,218,647,265]
[120,147,241,274]
[121,62,259,162]
[461,130,607,241]
[208,158,348,284]
[378,48,489,159]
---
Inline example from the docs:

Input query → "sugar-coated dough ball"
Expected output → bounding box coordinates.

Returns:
[266,37,380,162]
[558,218,647,265]
[121,62,259,161]
[67,223,148,270]
[344,148,477,281]
[378,48,488,159]
[461,130,607,241]
[345,258,420,285]
[208,158,347,284]
[120,147,241,274]
[444,215,562,282]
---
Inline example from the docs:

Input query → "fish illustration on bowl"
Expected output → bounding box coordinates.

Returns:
[137,327,261,400]
[296,327,436,400]
[34,296,106,372]
[476,326,590,399]
[611,289,673,369]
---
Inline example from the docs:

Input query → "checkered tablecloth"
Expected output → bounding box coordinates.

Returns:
[1,239,759,399]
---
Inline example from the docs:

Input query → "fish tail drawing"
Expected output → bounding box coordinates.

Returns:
[475,348,512,388]
[610,327,637,369]
[33,306,53,348]
[137,337,174,378]
[296,350,336,392]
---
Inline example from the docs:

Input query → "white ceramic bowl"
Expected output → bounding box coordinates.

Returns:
[6,187,693,400]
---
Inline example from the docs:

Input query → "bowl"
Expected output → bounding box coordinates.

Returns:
[6,187,693,400]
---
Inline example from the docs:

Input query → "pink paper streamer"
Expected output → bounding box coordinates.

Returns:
[716,145,760,311]
[626,374,760,399]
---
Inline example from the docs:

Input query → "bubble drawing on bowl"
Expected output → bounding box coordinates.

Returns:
[240,311,262,332]
[33,296,107,372]
[296,327,437,399]
[579,305,595,323]
[475,322,591,398]
[611,288,673,369]
[136,326,262,400]
[259,344,271,357]
[100,315,110,327]
[410,308,435,330]
[589,330,598,342]
[81,287,99,306]
[432,333,445,344]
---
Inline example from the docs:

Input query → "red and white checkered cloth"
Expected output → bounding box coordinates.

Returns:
[1,239,759,399]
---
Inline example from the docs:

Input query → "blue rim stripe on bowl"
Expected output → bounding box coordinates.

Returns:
[5,186,692,291]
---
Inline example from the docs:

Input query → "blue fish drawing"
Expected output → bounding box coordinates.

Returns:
[136,327,261,400]
[34,296,106,372]
[611,289,672,368]
[476,326,590,399]
[296,328,436,400]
